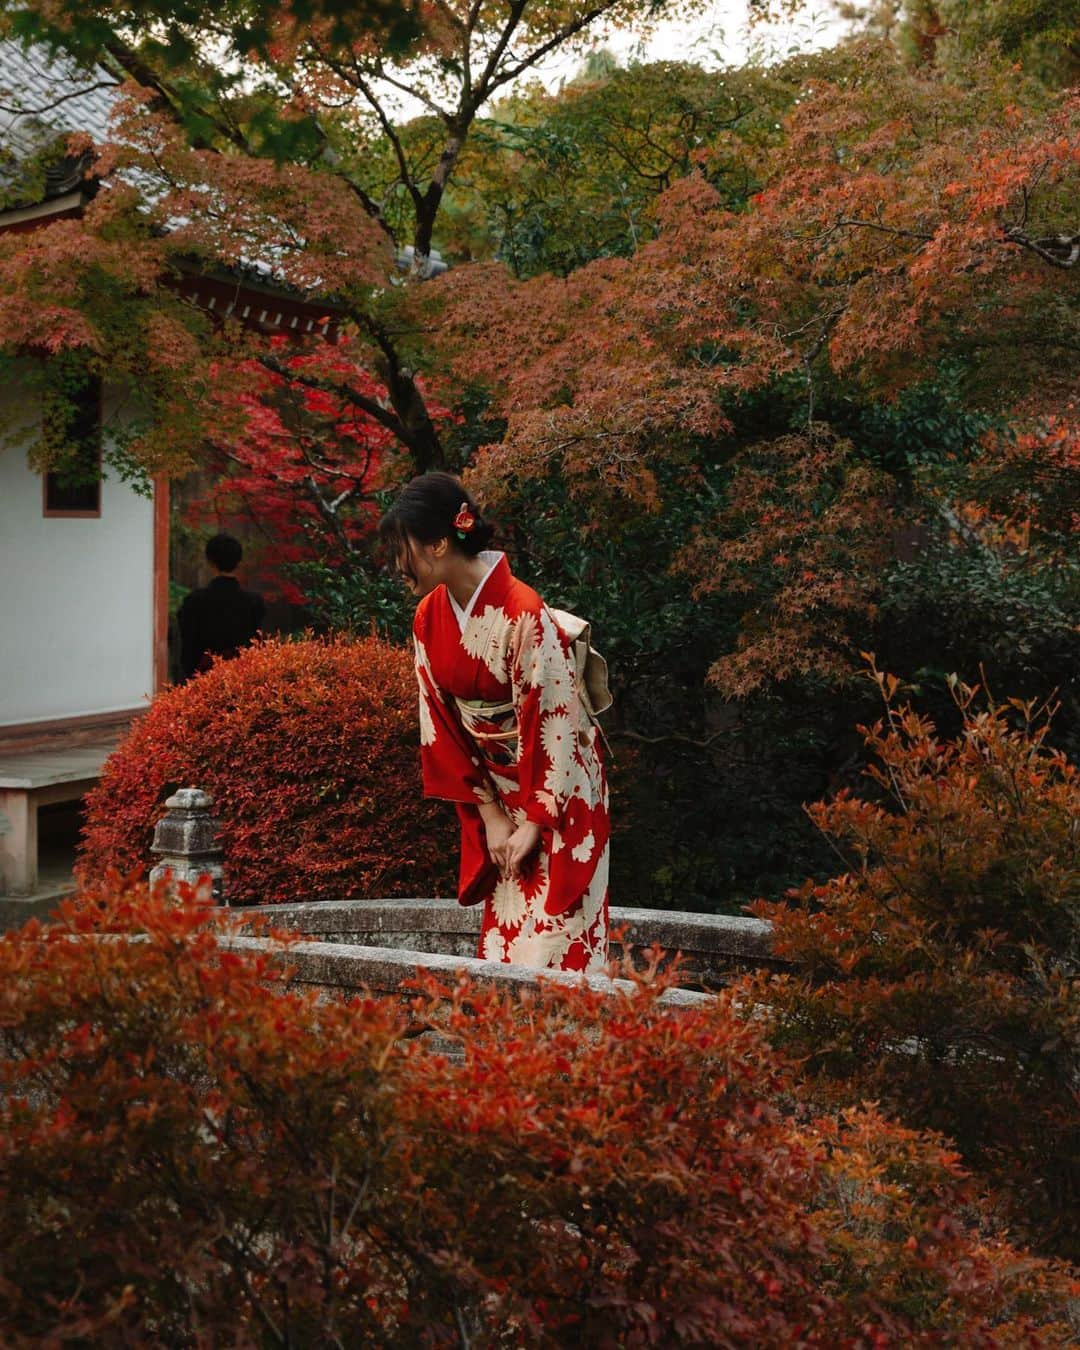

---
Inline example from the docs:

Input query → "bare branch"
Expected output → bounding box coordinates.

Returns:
[470,0,530,105]
[0,80,119,116]
[1002,225,1080,269]
[303,474,359,554]
[255,354,414,449]
[612,728,728,750]
[331,51,450,121]
[320,56,425,219]
[484,2,627,96]
[465,0,486,35]
[811,215,935,245]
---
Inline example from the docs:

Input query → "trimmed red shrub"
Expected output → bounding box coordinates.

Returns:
[750,664,1080,1259]
[0,881,1075,1346]
[78,636,458,906]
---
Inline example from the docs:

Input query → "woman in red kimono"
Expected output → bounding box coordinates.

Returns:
[380,473,609,973]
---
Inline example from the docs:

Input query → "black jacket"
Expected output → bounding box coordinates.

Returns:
[178,575,266,680]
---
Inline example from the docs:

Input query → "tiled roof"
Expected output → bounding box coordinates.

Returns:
[0,39,117,163]
[0,39,407,300]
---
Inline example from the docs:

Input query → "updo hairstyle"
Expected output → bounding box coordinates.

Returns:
[378,472,495,579]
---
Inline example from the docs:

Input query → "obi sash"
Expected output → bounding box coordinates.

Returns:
[454,696,519,767]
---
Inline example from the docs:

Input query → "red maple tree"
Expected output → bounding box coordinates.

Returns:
[187,335,456,598]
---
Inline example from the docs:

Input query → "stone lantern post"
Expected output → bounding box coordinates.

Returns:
[149,787,225,903]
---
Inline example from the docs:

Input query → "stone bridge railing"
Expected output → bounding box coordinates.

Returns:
[151,789,787,1002]
[226,897,782,997]
[217,928,717,1009]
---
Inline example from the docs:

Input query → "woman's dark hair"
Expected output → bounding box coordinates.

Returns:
[378,472,495,580]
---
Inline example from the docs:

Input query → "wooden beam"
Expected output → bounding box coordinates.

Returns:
[153,475,171,693]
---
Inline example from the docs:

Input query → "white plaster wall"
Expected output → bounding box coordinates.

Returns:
[0,378,156,726]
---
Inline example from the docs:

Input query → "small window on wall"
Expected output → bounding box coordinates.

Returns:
[42,369,103,518]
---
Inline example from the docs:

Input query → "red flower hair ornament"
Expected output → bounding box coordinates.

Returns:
[453,502,476,540]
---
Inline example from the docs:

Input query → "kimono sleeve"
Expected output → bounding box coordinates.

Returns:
[510,607,587,832]
[413,629,497,806]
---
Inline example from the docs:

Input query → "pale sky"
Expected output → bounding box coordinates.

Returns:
[517,1,848,91]
[373,2,850,118]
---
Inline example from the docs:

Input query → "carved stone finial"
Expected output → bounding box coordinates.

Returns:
[149,786,225,904]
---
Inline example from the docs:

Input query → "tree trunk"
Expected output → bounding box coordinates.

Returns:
[411,128,466,275]
[388,365,447,473]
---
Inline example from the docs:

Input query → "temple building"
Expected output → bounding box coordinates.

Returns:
[0,41,334,913]
[0,41,166,914]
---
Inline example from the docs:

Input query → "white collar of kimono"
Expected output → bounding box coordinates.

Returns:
[447,550,503,633]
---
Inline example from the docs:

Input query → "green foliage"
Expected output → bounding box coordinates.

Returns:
[5,0,1075,938]
[475,460,848,909]
[294,556,415,644]
[880,546,1080,752]
[826,364,1004,475]
[5,0,425,96]
[437,56,815,276]
[167,579,189,620]
[0,130,74,211]
[904,0,1080,87]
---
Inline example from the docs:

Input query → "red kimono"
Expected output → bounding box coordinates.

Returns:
[412,552,609,972]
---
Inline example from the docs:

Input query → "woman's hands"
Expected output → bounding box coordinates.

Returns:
[478,802,541,878]
[497,821,542,877]
[479,802,514,869]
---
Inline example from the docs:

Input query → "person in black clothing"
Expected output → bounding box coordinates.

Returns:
[177,534,266,682]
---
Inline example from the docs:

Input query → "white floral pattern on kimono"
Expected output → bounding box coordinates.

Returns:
[412,553,609,973]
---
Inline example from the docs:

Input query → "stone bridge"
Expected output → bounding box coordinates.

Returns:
[146,788,788,1004]
[219,896,784,1003]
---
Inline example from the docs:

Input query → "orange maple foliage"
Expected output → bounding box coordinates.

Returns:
[419,47,1078,694]
[969,410,1080,542]
[674,427,897,696]
[2,34,1075,704]
[749,662,1080,1257]
[96,88,394,297]
[0,878,1075,1343]
[431,49,1078,504]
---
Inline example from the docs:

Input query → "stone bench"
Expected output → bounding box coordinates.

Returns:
[0,742,114,896]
